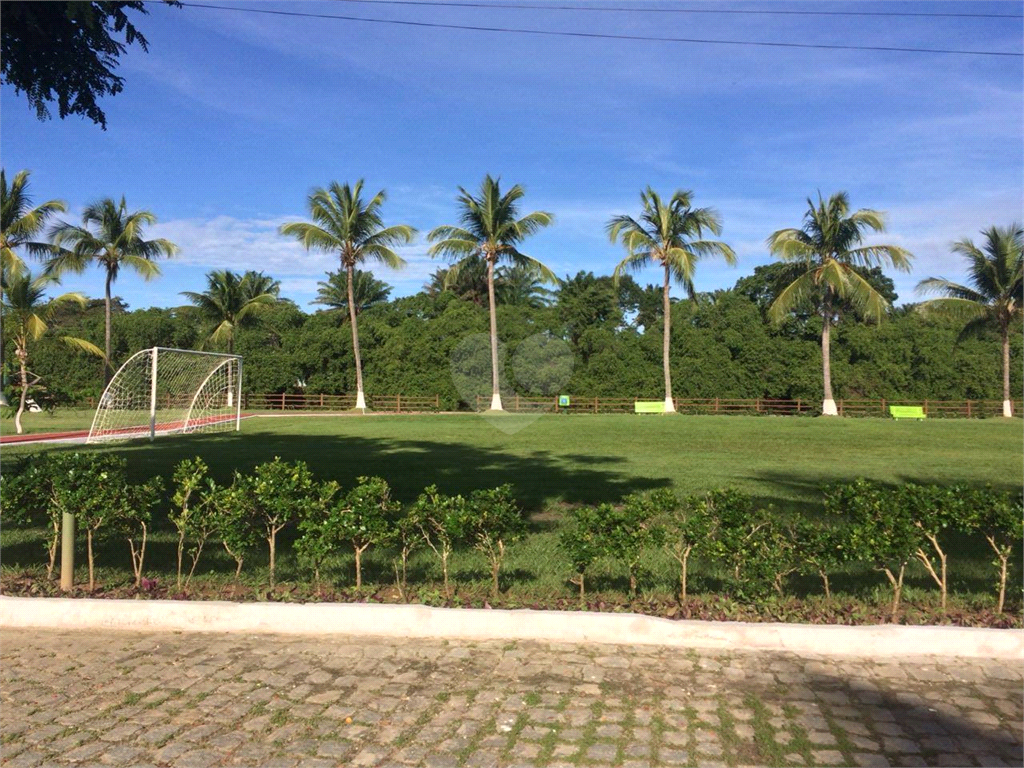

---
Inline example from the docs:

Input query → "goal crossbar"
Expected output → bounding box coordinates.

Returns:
[87,347,243,443]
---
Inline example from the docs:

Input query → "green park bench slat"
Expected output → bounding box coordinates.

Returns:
[889,405,926,420]
[634,401,666,414]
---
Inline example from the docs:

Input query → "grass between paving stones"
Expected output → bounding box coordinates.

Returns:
[3,414,1021,626]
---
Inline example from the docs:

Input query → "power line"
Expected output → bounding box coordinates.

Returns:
[329,0,1024,21]
[177,2,1024,58]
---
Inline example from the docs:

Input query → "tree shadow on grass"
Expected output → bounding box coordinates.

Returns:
[21,431,668,515]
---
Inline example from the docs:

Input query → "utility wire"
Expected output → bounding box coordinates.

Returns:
[329,0,1024,21]
[177,2,1024,58]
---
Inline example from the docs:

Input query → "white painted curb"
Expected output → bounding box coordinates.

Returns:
[2,596,1021,659]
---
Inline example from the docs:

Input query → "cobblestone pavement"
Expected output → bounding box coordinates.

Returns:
[1,629,1021,768]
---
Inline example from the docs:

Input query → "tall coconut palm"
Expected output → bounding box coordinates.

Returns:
[608,188,736,412]
[428,175,555,411]
[181,270,280,355]
[49,197,178,383]
[767,192,912,416]
[280,181,414,411]
[1,170,67,405]
[916,224,1022,418]
[3,271,103,433]
[312,269,393,316]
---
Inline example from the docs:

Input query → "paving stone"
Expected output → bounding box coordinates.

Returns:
[97,743,146,765]
[2,628,1022,768]
[810,749,845,765]
[851,754,891,767]
[806,729,838,746]
[882,736,922,754]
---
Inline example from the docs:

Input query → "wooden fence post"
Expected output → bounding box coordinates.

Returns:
[281,392,285,410]
[715,397,720,414]
[594,396,599,414]
[923,399,928,415]
[881,398,886,416]
[436,394,440,410]
[966,400,972,418]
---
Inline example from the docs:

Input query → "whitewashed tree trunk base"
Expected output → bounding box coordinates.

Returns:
[490,393,503,411]
[355,391,367,411]
[664,396,676,413]
[822,399,839,416]
[1003,400,1013,418]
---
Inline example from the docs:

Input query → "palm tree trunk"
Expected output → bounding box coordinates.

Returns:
[821,311,838,416]
[15,353,28,435]
[662,264,675,413]
[0,285,7,408]
[486,257,502,411]
[347,263,367,411]
[104,269,113,385]
[1001,325,1012,417]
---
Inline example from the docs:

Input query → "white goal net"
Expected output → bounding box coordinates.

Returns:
[87,347,242,443]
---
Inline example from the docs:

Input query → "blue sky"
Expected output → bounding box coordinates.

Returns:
[3,0,1021,310]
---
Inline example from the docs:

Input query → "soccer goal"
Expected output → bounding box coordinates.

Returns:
[87,347,242,443]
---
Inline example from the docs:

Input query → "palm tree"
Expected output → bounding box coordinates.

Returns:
[49,197,178,383]
[767,192,912,416]
[181,270,280,355]
[496,263,557,308]
[312,269,392,316]
[3,271,103,434]
[1,170,67,405]
[280,181,414,411]
[916,225,1022,418]
[607,188,736,412]
[425,256,489,306]
[428,175,555,411]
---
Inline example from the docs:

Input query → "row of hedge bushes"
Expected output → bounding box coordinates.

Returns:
[2,453,1021,617]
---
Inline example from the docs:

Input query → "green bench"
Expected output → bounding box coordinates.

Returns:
[634,401,666,414]
[889,405,926,420]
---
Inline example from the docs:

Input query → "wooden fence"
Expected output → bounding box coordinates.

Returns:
[243,392,441,413]
[473,395,1023,418]
[74,393,1022,418]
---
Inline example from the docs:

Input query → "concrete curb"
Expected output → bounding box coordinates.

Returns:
[2,596,1021,659]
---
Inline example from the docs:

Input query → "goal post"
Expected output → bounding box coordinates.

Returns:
[87,347,243,443]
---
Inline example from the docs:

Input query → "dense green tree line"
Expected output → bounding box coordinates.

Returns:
[10,268,1020,409]
[3,170,1019,413]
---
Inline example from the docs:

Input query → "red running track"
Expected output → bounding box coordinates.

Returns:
[0,414,249,445]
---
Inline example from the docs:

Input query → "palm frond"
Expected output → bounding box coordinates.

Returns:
[428,238,479,261]
[612,251,653,283]
[842,266,891,322]
[915,277,985,303]
[846,244,913,272]
[915,297,991,324]
[766,229,815,261]
[61,336,105,359]
[361,244,407,270]
[768,268,818,325]
[119,254,163,280]
[279,222,341,252]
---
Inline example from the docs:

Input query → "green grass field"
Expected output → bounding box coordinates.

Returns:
[0,408,97,435]
[4,412,1020,508]
[3,413,1020,617]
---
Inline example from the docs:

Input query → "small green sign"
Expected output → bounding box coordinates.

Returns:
[558,395,570,407]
